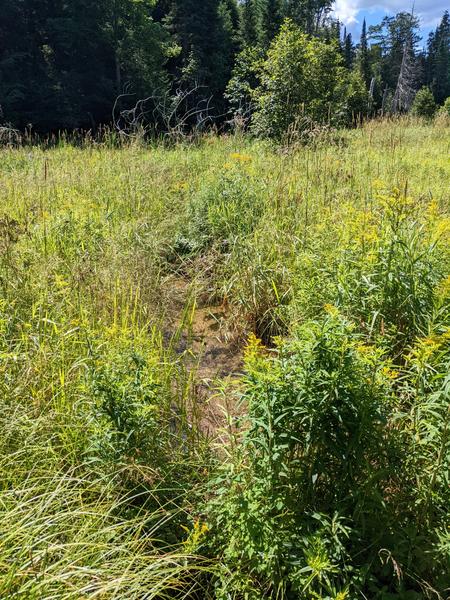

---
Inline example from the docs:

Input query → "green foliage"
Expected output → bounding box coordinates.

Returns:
[427,11,450,105]
[0,122,449,598]
[207,317,397,597]
[336,188,445,357]
[177,165,266,254]
[0,0,171,131]
[412,87,437,118]
[251,22,360,140]
[225,46,264,122]
[167,0,238,104]
[90,344,188,471]
[240,0,263,48]
[441,96,450,116]
[285,0,333,35]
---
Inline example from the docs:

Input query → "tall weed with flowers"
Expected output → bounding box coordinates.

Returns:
[205,315,411,598]
[335,187,447,359]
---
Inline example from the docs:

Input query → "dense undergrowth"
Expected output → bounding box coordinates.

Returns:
[0,118,449,598]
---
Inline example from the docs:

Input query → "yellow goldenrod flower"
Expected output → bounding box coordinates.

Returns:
[324,303,339,316]
[230,152,252,162]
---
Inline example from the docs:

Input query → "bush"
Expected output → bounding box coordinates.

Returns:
[251,21,362,140]
[175,166,266,255]
[436,96,450,122]
[412,87,437,119]
[443,97,450,116]
[225,46,265,127]
[206,317,400,598]
[336,188,444,358]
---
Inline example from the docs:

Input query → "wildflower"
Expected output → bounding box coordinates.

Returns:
[54,274,69,289]
[172,181,188,192]
[372,179,385,190]
[422,337,437,346]
[427,199,439,217]
[182,519,209,552]
[230,152,251,163]
[324,303,339,316]
[433,217,450,241]
[356,344,372,355]
[244,333,264,360]
[382,366,399,380]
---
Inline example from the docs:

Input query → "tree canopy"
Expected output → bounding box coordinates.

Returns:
[0,1,449,132]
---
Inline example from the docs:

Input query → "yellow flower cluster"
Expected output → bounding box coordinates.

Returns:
[244,332,265,361]
[230,152,252,163]
[324,303,339,316]
[381,366,399,380]
[182,519,209,552]
[172,181,188,192]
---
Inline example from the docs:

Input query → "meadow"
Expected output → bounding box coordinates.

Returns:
[0,119,449,599]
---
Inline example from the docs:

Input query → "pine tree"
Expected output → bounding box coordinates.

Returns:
[344,32,354,69]
[262,0,284,48]
[429,11,450,103]
[285,0,333,35]
[168,0,234,93]
[240,0,263,47]
[221,0,241,55]
[358,19,371,88]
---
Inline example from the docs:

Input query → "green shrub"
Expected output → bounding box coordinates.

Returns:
[336,189,444,358]
[206,316,399,598]
[436,96,450,122]
[225,46,264,125]
[175,167,266,255]
[251,21,362,140]
[443,97,450,116]
[412,87,437,119]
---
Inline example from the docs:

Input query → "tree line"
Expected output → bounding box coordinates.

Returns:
[0,0,449,134]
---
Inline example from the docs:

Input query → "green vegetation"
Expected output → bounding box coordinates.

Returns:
[1,2,449,133]
[0,119,449,598]
[412,88,437,119]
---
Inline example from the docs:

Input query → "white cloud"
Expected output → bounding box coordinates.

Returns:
[334,0,360,26]
[334,0,448,28]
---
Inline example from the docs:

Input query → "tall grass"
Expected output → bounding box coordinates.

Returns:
[0,118,448,597]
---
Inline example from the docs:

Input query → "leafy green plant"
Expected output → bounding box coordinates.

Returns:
[206,316,400,598]
[412,87,437,119]
[442,97,450,117]
[176,166,267,255]
[336,188,444,358]
[251,21,358,140]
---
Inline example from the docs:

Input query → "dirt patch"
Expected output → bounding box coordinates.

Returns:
[187,305,244,438]
[163,275,245,438]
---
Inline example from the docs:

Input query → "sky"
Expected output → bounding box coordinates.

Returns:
[333,1,448,45]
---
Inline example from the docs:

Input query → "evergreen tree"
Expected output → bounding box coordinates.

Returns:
[262,0,285,49]
[411,86,437,118]
[240,0,263,47]
[428,11,450,104]
[285,0,333,35]
[368,12,420,92]
[344,32,355,69]
[221,0,241,56]
[166,0,238,119]
[358,19,371,88]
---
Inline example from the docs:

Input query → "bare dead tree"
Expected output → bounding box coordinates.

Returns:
[392,7,419,113]
[368,77,376,112]
[112,84,225,142]
[392,39,418,113]
[0,125,22,147]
